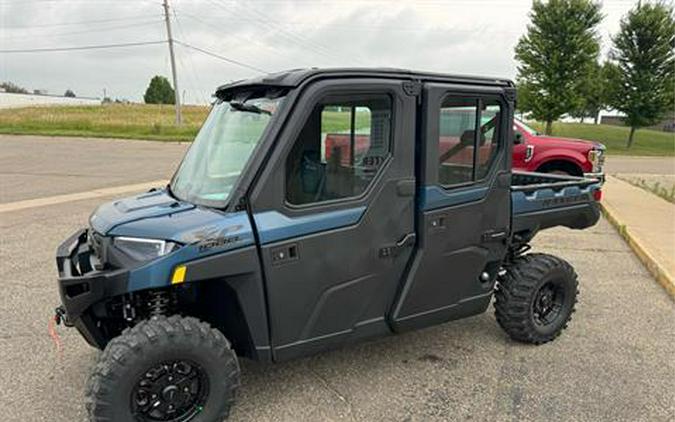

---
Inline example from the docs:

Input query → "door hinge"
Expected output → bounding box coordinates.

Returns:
[402,80,422,97]
[234,196,248,212]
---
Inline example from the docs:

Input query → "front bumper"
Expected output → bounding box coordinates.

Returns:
[584,172,605,184]
[56,229,129,347]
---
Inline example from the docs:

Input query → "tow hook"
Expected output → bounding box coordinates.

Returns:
[54,306,71,327]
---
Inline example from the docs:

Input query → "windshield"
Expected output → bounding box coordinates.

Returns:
[515,119,540,136]
[170,94,284,207]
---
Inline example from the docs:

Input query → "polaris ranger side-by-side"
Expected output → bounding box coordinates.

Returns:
[54,69,601,421]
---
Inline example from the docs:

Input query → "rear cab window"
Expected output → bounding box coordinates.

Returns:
[438,97,503,187]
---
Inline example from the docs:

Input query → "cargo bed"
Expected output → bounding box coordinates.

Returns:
[510,171,602,241]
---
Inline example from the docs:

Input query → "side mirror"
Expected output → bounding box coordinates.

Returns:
[514,132,523,145]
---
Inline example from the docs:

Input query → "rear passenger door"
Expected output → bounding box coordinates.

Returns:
[249,79,417,361]
[391,84,514,331]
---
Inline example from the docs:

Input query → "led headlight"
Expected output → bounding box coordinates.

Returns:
[113,236,179,262]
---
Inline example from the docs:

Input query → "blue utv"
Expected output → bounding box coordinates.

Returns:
[55,68,602,421]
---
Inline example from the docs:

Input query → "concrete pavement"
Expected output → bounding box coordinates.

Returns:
[602,176,675,296]
[0,135,673,421]
[2,199,673,422]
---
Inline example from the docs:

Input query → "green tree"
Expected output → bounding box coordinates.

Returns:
[515,0,603,134]
[64,89,76,98]
[0,81,28,94]
[609,1,675,148]
[143,75,175,105]
[571,61,622,124]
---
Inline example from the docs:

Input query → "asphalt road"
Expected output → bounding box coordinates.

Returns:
[0,135,673,421]
[0,135,188,203]
[604,155,674,175]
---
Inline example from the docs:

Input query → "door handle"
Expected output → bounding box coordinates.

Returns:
[481,229,508,243]
[380,233,416,258]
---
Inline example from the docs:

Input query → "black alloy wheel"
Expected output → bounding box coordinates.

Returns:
[131,359,209,422]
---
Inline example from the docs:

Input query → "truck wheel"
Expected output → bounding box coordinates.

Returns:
[494,253,578,345]
[86,315,240,422]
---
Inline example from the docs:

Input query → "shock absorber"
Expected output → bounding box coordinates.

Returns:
[147,290,172,317]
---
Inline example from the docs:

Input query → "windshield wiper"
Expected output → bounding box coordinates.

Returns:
[229,101,271,115]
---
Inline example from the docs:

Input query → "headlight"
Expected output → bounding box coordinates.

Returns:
[588,147,605,168]
[588,149,600,164]
[113,236,179,262]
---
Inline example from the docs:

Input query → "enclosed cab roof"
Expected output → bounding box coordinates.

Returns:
[215,68,514,97]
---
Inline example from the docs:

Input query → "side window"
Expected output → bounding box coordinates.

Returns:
[437,97,502,187]
[286,95,392,206]
[438,99,478,185]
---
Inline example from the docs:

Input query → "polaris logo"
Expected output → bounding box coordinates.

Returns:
[197,235,241,252]
[541,193,590,208]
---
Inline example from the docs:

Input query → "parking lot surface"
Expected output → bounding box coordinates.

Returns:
[0,136,673,421]
[0,135,188,203]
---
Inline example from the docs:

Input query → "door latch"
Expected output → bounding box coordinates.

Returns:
[481,229,508,243]
[380,233,416,258]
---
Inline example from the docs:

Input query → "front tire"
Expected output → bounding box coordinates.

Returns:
[86,315,240,422]
[495,253,578,345]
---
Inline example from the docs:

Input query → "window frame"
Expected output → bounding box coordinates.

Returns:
[283,91,395,209]
[436,94,505,190]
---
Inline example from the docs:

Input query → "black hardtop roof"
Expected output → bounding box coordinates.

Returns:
[216,68,514,94]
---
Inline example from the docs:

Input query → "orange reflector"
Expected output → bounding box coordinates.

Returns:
[171,265,187,284]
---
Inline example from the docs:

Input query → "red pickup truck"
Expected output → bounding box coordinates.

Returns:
[513,119,605,178]
[324,113,605,180]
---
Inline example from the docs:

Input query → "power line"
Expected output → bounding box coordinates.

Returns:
[172,10,211,105]
[206,0,357,65]
[0,36,268,75]
[2,15,161,29]
[0,40,165,53]
[173,40,270,74]
[3,19,163,40]
[175,10,292,63]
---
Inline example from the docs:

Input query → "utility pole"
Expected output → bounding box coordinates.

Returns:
[162,0,182,125]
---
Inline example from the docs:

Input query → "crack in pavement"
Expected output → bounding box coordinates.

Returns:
[309,367,357,422]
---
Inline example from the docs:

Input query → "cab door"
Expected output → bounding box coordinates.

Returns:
[249,78,417,361]
[391,83,514,331]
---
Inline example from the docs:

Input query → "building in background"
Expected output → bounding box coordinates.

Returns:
[601,111,675,133]
[0,91,101,109]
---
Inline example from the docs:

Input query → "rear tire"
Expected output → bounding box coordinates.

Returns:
[494,253,578,344]
[86,315,240,421]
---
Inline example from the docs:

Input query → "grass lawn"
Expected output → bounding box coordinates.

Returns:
[615,174,675,204]
[530,122,675,156]
[0,104,371,142]
[1,105,673,157]
[0,104,209,141]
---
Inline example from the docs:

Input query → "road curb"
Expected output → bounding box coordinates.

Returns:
[600,202,675,299]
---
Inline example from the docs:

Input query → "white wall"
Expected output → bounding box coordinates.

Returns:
[0,92,101,109]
